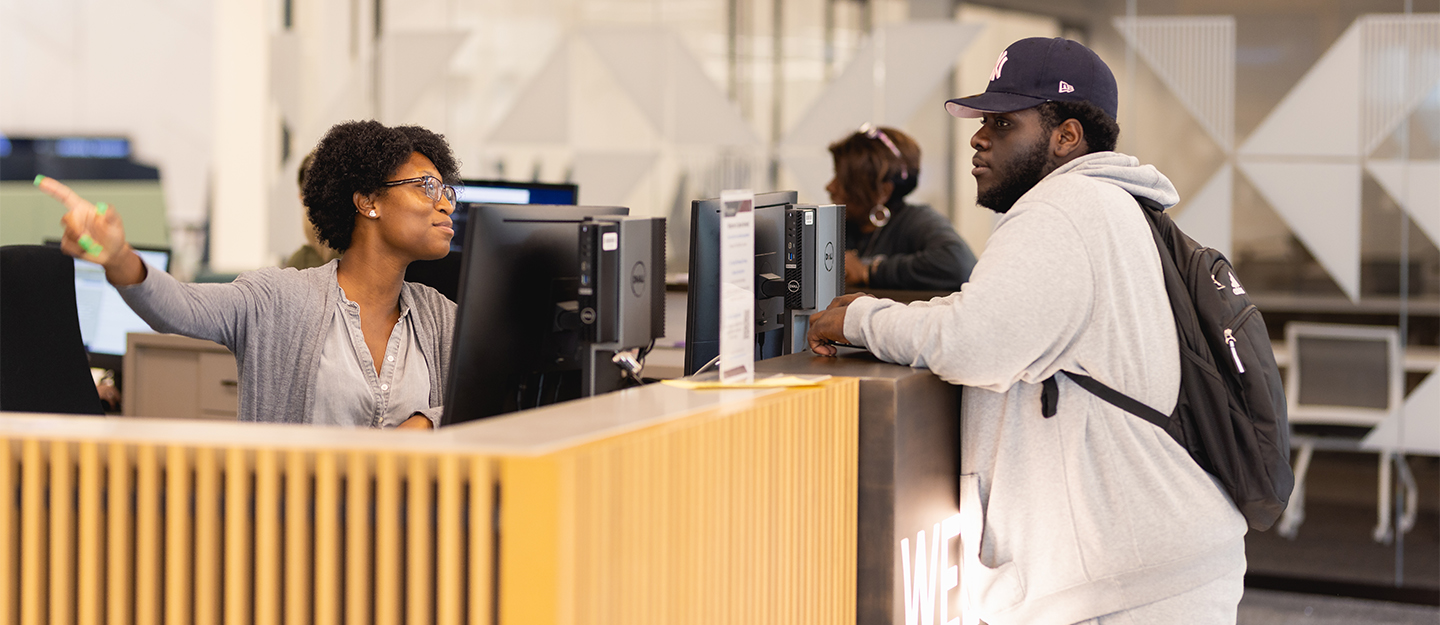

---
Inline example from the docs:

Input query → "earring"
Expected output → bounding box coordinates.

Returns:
[368,210,377,218]
[868,205,891,228]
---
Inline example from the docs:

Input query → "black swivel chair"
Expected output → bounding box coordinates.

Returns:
[0,245,105,415]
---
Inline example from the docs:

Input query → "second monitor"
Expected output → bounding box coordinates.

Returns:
[683,191,846,375]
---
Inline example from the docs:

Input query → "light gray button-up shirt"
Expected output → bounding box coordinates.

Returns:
[310,285,432,427]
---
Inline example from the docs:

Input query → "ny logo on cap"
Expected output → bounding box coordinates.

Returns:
[1059,81,1075,94]
[990,50,1009,81]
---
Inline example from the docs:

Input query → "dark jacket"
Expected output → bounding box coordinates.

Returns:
[851,203,976,291]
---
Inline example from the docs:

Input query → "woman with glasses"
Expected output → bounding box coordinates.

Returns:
[39,120,459,429]
[826,124,977,292]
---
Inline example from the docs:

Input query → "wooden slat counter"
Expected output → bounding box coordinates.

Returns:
[1,378,858,625]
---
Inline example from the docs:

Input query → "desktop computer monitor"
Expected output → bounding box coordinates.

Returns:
[405,179,580,301]
[71,246,172,372]
[683,191,794,375]
[442,203,628,425]
[683,193,846,375]
[683,191,847,376]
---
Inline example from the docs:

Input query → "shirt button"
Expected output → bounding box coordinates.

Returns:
[387,355,394,362]
[380,384,389,391]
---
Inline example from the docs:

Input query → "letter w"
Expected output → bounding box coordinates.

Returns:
[901,523,941,625]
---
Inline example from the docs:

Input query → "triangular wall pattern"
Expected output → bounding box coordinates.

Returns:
[587,27,760,146]
[1240,21,1362,158]
[488,42,570,144]
[585,28,669,137]
[1367,159,1440,245]
[1362,367,1440,455]
[380,32,467,121]
[1359,15,1440,155]
[1114,16,1235,152]
[1237,160,1362,299]
[783,21,981,148]
[781,43,876,148]
[1173,165,1234,259]
[666,37,762,146]
[879,22,984,126]
[777,152,837,208]
[571,151,658,206]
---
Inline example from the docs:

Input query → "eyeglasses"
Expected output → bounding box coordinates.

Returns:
[383,175,458,205]
[858,123,909,181]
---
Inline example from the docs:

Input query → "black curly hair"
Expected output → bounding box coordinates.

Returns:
[1036,100,1119,154]
[827,126,921,213]
[302,121,460,251]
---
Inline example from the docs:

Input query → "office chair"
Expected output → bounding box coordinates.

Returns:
[0,245,105,415]
[1275,322,1416,543]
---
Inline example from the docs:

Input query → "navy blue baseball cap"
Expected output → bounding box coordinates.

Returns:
[946,37,1118,120]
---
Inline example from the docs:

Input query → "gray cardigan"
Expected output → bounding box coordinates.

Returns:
[118,259,455,425]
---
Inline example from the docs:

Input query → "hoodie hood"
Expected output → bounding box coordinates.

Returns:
[1044,151,1179,209]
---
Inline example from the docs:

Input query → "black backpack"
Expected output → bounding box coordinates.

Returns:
[1041,195,1294,531]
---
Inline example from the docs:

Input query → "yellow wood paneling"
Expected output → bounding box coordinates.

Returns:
[2,380,857,625]
[499,379,858,625]
[0,441,17,625]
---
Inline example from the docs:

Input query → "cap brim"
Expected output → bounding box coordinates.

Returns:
[945,92,1049,118]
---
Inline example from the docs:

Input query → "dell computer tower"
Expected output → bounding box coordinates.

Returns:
[578,216,666,395]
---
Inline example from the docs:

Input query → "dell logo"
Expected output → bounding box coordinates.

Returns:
[824,242,836,272]
[787,280,800,293]
[631,261,647,297]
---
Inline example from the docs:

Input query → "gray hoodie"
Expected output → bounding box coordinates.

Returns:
[842,152,1247,624]
[118,260,454,425]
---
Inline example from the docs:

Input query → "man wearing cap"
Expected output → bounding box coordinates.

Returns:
[808,38,1246,624]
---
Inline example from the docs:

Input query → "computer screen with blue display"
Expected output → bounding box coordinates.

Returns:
[449,180,579,252]
[405,180,580,301]
[73,247,171,370]
[455,179,577,206]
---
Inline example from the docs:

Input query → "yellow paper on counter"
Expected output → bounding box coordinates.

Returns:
[662,373,832,390]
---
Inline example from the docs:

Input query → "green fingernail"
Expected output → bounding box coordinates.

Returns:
[33,175,45,187]
[78,235,104,255]
[96,202,108,215]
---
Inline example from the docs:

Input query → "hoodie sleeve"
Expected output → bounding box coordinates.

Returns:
[842,201,1094,392]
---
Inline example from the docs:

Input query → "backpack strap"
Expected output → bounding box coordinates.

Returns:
[1037,195,1177,432]
[1056,372,1171,430]
[1041,376,1059,418]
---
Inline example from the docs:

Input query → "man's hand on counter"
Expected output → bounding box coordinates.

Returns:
[807,293,870,357]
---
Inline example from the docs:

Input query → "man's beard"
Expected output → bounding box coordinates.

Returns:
[977,137,1051,214]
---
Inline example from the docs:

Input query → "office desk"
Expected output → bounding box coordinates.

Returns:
[123,333,238,419]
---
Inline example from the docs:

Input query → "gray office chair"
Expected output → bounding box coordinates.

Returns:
[1276,322,1416,543]
[0,245,105,415]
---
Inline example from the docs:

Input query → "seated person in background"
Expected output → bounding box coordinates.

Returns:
[40,120,459,429]
[826,124,977,291]
[284,150,342,269]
